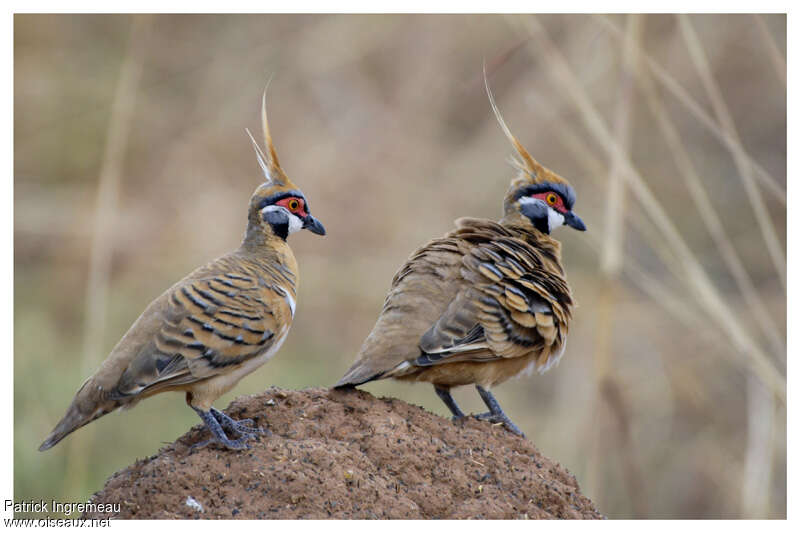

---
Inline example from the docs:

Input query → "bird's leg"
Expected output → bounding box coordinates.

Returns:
[474,385,525,437]
[434,386,466,420]
[210,407,268,435]
[191,407,255,450]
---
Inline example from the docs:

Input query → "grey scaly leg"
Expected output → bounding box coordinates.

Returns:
[435,386,466,420]
[210,407,268,435]
[475,385,525,437]
[191,407,255,450]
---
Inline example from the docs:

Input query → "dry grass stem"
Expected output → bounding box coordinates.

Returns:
[752,14,786,86]
[64,14,152,498]
[636,42,785,360]
[516,15,784,401]
[676,15,785,290]
[741,374,776,518]
[545,103,690,288]
[595,15,786,206]
[588,14,647,517]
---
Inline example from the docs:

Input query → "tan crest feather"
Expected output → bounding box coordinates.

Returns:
[260,78,281,171]
[245,127,270,180]
[246,76,286,185]
[483,65,545,182]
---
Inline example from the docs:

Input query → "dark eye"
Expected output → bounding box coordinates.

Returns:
[546,193,558,205]
[288,199,299,211]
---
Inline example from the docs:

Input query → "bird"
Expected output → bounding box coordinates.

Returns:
[334,78,586,437]
[39,90,326,452]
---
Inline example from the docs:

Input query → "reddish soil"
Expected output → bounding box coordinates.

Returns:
[83,387,603,519]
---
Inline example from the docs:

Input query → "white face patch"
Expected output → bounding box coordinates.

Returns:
[286,212,303,235]
[260,205,304,236]
[519,197,565,233]
[547,207,565,232]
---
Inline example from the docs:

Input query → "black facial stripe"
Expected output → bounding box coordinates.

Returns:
[519,199,551,234]
[257,189,308,212]
[532,215,549,234]
[262,208,290,240]
[513,181,576,210]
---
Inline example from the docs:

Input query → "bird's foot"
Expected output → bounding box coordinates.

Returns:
[193,407,265,451]
[210,408,269,436]
[474,385,526,437]
[474,411,525,437]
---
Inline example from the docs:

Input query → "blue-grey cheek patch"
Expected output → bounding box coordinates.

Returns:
[262,208,290,240]
[518,197,548,217]
[518,197,551,234]
[262,207,286,224]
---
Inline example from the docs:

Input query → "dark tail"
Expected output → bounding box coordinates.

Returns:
[333,362,388,389]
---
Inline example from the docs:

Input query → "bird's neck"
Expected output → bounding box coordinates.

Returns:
[499,213,563,266]
[499,209,525,226]
[238,225,299,279]
[242,220,295,249]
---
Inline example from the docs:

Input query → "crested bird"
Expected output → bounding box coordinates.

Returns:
[334,80,586,437]
[39,91,326,451]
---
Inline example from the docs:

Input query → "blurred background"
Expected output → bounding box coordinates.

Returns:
[14,14,785,519]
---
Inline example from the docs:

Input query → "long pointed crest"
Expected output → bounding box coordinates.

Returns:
[483,66,575,215]
[483,65,547,183]
[246,78,288,186]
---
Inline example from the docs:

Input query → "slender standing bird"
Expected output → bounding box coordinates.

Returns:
[40,92,326,451]
[335,81,586,436]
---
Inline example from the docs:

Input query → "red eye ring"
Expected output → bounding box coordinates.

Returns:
[276,197,307,217]
[530,191,566,213]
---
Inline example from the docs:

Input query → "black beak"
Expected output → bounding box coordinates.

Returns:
[564,211,587,231]
[303,214,326,236]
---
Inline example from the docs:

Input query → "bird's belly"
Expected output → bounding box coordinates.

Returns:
[187,327,290,410]
[403,354,538,388]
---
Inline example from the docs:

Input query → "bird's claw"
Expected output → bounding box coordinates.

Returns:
[474,412,525,437]
[192,407,268,451]
[211,409,268,435]
[223,418,265,435]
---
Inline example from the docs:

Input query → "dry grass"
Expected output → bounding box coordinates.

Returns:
[14,14,785,518]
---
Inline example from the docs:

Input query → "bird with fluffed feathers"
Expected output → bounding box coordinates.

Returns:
[335,76,586,437]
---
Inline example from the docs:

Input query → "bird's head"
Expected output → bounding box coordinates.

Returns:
[504,168,585,236]
[485,75,586,236]
[244,89,326,243]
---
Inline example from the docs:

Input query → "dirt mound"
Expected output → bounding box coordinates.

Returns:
[82,388,603,519]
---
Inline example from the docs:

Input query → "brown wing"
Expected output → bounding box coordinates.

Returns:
[414,219,572,368]
[335,237,468,386]
[112,272,284,398]
[336,218,574,387]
